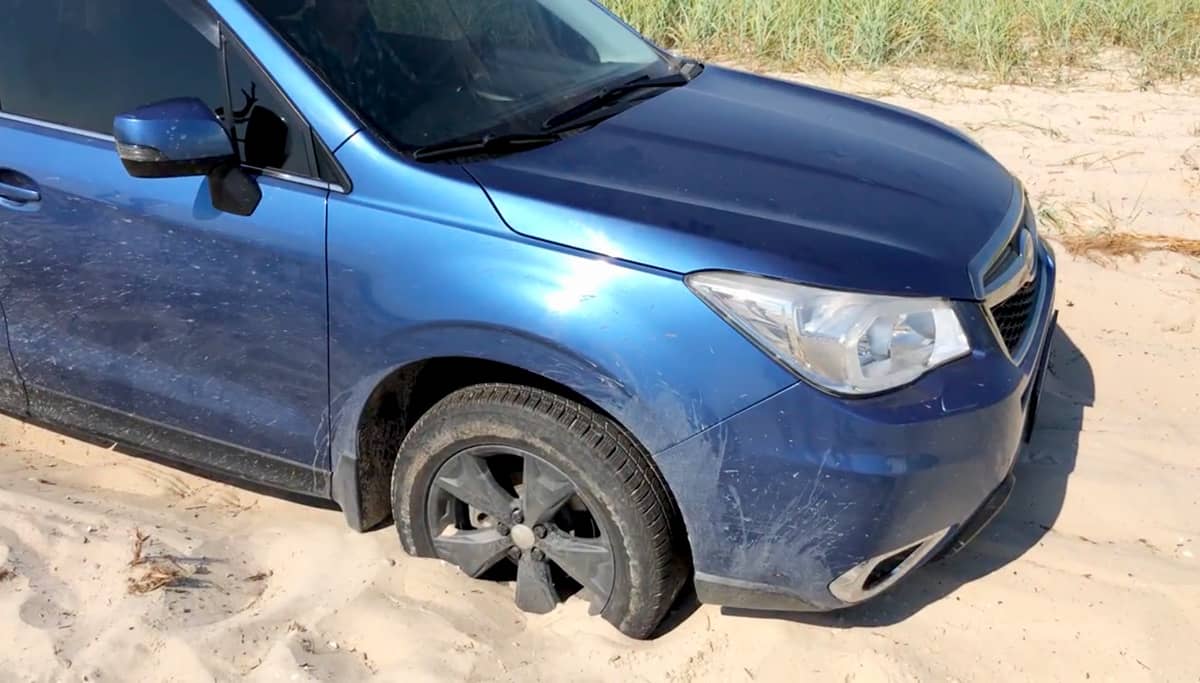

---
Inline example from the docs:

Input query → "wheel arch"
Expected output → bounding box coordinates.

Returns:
[329,342,677,534]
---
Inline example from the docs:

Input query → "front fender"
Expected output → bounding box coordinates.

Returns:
[327,246,793,452]
[324,134,796,529]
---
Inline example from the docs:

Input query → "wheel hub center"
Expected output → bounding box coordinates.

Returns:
[510,524,536,550]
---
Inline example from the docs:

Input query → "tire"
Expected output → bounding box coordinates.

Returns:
[391,383,685,639]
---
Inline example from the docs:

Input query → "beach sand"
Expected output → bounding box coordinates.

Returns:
[1,65,1197,682]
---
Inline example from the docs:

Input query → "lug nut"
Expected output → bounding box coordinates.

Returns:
[508,547,522,560]
[533,525,547,539]
[511,509,525,524]
[530,548,545,562]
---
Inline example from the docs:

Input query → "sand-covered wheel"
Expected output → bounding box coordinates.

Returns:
[391,384,685,639]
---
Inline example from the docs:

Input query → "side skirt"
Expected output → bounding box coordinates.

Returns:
[7,385,333,505]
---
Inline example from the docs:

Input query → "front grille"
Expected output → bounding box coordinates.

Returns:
[990,277,1038,354]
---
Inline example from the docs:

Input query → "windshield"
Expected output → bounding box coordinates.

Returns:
[249,0,672,151]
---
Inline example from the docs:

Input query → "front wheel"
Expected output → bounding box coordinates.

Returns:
[391,384,685,639]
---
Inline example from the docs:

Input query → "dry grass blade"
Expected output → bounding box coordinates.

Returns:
[130,528,151,566]
[1058,232,1200,262]
[128,559,188,594]
[966,119,1066,140]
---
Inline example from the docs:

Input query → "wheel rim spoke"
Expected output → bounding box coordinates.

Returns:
[428,448,618,616]
[433,453,515,520]
[433,528,513,578]
[514,554,559,614]
[542,531,614,604]
[522,456,576,525]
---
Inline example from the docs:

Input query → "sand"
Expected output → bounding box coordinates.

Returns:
[1,64,1198,682]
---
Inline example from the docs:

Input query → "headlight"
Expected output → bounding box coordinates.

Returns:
[686,272,970,395]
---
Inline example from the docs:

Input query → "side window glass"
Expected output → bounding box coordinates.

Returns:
[223,35,315,177]
[0,0,223,134]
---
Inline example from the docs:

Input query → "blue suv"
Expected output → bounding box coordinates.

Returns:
[0,0,1056,638]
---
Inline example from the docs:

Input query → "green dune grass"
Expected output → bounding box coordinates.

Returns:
[605,0,1200,78]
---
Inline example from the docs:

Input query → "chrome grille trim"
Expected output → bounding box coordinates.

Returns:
[970,184,1045,363]
[967,183,1027,300]
[983,225,1037,308]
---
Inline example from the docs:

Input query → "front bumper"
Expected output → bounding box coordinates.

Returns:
[656,244,1057,612]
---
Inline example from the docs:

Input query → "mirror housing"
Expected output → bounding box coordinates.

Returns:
[114,97,261,216]
[113,98,236,178]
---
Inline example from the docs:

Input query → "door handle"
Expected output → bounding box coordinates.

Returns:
[0,181,40,204]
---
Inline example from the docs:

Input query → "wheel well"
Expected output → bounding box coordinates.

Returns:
[352,357,625,530]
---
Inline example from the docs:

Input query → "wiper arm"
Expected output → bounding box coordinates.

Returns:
[411,69,701,162]
[412,132,563,162]
[542,71,691,131]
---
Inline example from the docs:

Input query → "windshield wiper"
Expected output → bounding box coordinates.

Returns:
[412,68,700,163]
[542,71,692,131]
[412,132,563,163]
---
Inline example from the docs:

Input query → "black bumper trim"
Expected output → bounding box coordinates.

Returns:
[935,472,1016,561]
[694,572,825,612]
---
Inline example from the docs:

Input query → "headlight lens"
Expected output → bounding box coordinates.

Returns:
[687,272,970,395]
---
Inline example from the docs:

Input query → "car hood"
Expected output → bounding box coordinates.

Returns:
[465,66,1019,300]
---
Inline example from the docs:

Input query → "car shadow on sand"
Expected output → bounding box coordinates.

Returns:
[720,324,1094,629]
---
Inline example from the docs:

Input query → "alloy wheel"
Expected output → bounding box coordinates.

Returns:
[425,445,616,614]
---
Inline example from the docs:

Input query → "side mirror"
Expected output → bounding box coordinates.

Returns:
[113,98,236,178]
[113,97,261,217]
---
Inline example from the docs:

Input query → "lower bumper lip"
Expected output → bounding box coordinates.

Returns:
[935,472,1017,562]
[828,469,1018,604]
[828,526,953,604]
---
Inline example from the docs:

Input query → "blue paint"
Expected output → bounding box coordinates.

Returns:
[325,130,795,464]
[659,244,1056,607]
[0,0,1058,612]
[0,120,329,467]
[113,97,235,162]
[468,66,1017,300]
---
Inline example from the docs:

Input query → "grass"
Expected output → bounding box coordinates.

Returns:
[128,560,188,594]
[1037,197,1200,263]
[1059,231,1200,261]
[130,528,151,566]
[606,0,1200,79]
[127,529,189,594]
